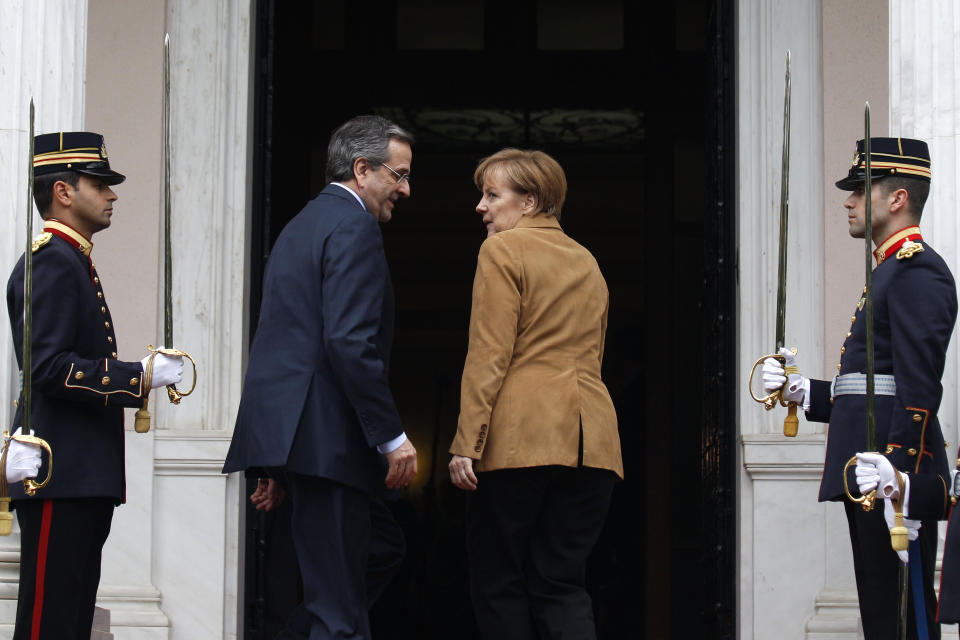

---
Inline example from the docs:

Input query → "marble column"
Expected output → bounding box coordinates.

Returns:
[890,3,960,637]
[0,1,87,636]
[145,0,251,637]
[84,0,251,635]
[737,0,832,638]
[890,0,960,469]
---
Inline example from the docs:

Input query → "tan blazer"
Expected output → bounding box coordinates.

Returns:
[450,213,623,478]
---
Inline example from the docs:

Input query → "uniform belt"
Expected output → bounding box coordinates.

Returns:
[831,373,897,397]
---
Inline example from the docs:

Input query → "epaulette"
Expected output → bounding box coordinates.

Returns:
[896,239,924,260]
[31,232,53,253]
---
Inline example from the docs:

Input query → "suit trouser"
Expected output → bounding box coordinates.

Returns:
[466,466,616,640]
[13,497,114,640]
[283,473,405,640]
[845,500,940,640]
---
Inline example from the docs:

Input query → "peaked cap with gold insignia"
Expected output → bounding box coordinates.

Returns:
[33,131,126,185]
[836,137,931,190]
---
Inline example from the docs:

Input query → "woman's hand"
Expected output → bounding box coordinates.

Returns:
[449,455,479,491]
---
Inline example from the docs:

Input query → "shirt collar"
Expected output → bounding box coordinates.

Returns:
[331,182,366,211]
[44,219,93,257]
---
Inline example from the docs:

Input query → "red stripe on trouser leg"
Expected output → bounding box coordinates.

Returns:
[30,500,53,640]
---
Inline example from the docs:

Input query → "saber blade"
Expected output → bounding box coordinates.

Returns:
[23,100,35,434]
[864,104,876,453]
[775,51,792,351]
[163,33,173,349]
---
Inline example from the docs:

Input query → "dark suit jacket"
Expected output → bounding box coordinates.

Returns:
[807,240,957,502]
[6,232,146,504]
[223,184,403,494]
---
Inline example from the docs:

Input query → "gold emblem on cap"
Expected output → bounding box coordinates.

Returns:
[101,143,108,158]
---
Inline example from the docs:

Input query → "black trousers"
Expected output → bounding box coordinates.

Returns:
[466,466,616,640]
[845,500,940,640]
[13,497,114,640]
[280,474,405,640]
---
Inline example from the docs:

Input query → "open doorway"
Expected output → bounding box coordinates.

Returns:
[245,1,736,638]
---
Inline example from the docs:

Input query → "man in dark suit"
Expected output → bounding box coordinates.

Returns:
[762,138,957,639]
[223,115,418,639]
[7,132,184,639]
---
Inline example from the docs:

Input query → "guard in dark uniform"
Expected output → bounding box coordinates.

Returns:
[854,452,960,626]
[762,138,957,639]
[7,132,183,640]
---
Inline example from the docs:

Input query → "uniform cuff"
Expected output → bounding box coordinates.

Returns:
[376,432,407,454]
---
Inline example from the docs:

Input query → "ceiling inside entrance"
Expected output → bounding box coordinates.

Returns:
[375,107,644,149]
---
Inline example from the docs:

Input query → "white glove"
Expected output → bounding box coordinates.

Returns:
[883,497,921,564]
[855,452,901,499]
[761,347,808,405]
[141,348,184,389]
[5,428,42,484]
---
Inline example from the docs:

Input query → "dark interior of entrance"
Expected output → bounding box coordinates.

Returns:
[246,1,736,638]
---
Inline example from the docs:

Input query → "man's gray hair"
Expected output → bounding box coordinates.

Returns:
[326,115,414,183]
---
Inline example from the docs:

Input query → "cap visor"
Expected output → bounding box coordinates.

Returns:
[77,168,126,186]
[835,171,890,191]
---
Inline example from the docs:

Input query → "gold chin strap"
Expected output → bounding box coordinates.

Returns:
[134,345,198,433]
[0,430,53,536]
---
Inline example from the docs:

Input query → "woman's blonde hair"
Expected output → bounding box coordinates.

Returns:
[473,149,567,220]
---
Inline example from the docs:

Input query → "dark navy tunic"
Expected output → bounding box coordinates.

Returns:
[807,237,957,502]
[6,227,146,504]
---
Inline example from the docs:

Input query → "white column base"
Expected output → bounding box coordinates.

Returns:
[91,606,114,639]
[804,589,861,639]
[742,433,839,639]
[97,584,169,638]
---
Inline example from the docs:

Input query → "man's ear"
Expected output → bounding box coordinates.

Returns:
[52,180,73,207]
[888,187,910,214]
[353,157,370,185]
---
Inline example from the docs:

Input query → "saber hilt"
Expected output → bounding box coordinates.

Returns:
[747,348,800,436]
[134,345,198,433]
[0,430,53,536]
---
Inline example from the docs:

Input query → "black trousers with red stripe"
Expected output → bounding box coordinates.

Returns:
[13,498,114,640]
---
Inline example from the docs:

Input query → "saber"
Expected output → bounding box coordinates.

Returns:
[776,50,792,354]
[164,32,173,352]
[863,107,908,640]
[23,101,34,442]
[160,34,196,406]
[19,101,52,498]
[748,51,799,437]
[840,105,909,639]
[133,34,197,433]
[863,110,876,454]
[0,101,54,535]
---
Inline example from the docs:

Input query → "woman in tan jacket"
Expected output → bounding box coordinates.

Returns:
[448,149,622,640]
